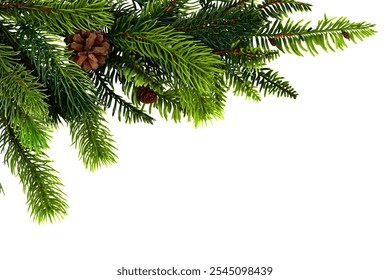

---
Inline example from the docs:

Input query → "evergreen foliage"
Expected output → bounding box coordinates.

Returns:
[0,0,375,223]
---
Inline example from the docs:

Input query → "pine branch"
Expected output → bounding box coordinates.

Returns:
[0,0,113,34]
[116,55,166,96]
[178,75,227,126]
[153,89,183,122]
[0,181,4,195]
[110,0,138,18]
[139,0,172,20]
[257,15,376,55]
[15,26,100,119]
[0,22,63,122]
[111,18,224,93]
[0,0,376,223]
[253,67,298,98]
[216,45,280,69]
[90,70,155,124]
[226,66,298,100]
[225,66,262,101]
[172,4,265,49]
[0,115,68,223]
[223,0,250,14]
[69,112,117,171]
[0,44,51,152]
[259,0,312,19]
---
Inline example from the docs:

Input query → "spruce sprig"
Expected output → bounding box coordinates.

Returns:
[0,44,51,152]
[90,70,155,124]
[69,112,118,172]
[0,0,113,34]
[258,15,376,55]
[0,115,68,223]
[0,0,376,223]
[259,0,312,19]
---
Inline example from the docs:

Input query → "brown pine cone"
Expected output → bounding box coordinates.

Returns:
[66,31,110,72]
[137,86,158,104]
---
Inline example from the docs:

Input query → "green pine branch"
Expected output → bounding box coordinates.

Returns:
[217,45,280,69]
[0,0,376,223]
[259,0,312,19]
[0,44,51,152]
[0,115,68,223]
[257,15,376,55]
[69,112,117,172]
[256,67,298,98]
[225,66,262,101]
[226,66,298,100]
[116,55,165,96]
[153,89,183,122]
[171,3,265,49]
[178,75,227,126]
[0,0,113,34]
[111,17,224,93]
[90,70,155,124]
[15,26,100,119]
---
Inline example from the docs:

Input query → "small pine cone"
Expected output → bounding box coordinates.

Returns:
[66,30,110,72]
[137,86,158,104]
[342,31,350,40]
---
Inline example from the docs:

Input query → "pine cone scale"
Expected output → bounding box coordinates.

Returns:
[71,42,84,52]
[73,34,85,44]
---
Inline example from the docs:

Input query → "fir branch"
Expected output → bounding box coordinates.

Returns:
[112,19,224,94]
[0,22,62,122]
[15,26,100,119]
[172,4,265,49]
[90,70,155,124]
[118,55,165,96]
[178,75,227,126]
[216,46,280,69]
[139,0,171,20]
[0,0,114,34]
[225,66,298,100]
[153,90,183,122]
[252,67,298,98]
[223,0,250,14]
[257,15,376,55]
[0,44,51,152]
[69,112,117,171]
[225,66,262,101]
[259,0,312,19]
[180,88,225,126]
[110,0,138,18]
[0,115,68,223]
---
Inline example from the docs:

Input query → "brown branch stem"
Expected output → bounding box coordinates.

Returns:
[213,50,257,56]
[0,3,54,11]
[165,0,177,12]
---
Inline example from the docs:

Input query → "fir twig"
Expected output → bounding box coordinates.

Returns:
[0,115,68,223]
[0,0,114,34]
[91,71,155,124]
[259,0,312,19]
[69,112,118,171]
[258,15,376,55]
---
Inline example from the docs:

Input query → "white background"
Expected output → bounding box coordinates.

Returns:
[1,1,389,279]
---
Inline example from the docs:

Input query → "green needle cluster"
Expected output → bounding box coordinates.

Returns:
[0,0,376,223]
